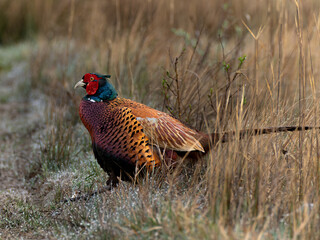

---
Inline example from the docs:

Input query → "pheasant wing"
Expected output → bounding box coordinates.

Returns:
[93,106,160,172]
[135,114,205,152]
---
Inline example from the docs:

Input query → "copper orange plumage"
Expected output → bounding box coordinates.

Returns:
[75,73,319,188]
[74,73,211,187]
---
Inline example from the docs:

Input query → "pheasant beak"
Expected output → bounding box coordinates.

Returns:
[74,79,86,89]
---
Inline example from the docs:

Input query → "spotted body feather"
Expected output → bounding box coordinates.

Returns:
[80,99,161,181]
[75,73,320,187]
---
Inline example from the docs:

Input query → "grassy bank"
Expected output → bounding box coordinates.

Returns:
[1,0,320,239]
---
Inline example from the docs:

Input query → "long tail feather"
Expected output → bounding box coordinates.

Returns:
[209,126,320,148]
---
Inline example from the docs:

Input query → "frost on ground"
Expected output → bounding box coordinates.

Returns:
[0,58,44,235]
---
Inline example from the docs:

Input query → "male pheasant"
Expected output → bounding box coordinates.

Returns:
[75,73,318,187]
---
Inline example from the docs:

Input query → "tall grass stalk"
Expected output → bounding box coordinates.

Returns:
[2,0,320,238]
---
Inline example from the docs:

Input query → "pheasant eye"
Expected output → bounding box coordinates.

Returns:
[90,76,94,81]
[83,73,92,83]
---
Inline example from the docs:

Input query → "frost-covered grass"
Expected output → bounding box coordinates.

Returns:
[2,0,320,239]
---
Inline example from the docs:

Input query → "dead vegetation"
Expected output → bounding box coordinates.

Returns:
[1,0,320,239]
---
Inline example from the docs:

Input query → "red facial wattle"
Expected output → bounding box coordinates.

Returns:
[83,73,93,83]
[82,73,102,95]
[86,81,99,95]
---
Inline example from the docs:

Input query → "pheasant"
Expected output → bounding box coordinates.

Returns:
[74,73,317,187]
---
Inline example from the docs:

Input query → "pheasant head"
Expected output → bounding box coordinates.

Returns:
[74,73,118,102]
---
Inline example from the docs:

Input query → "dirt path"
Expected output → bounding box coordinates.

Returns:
[0,62,46,238]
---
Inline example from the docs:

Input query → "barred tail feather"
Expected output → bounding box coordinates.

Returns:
[204,126,320,152]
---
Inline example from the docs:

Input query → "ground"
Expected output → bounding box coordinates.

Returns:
[1,0,320,238]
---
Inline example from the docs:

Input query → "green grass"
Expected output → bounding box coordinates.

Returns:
[1,0,320,239]
[0,42,31,71]
[0,199,52,232]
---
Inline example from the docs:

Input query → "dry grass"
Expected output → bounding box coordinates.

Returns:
[1,0,320,239]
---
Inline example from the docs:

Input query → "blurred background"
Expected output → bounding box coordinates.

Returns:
[1,0,320,238]
[2,0,320,124]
